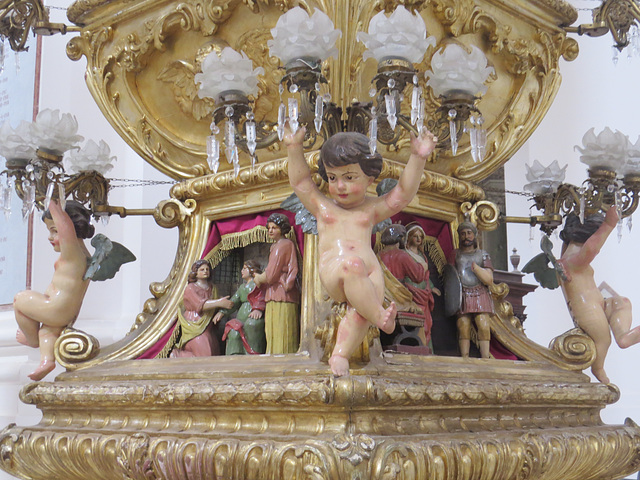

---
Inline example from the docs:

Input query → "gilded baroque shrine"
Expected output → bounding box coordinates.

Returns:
[1,0,640,479]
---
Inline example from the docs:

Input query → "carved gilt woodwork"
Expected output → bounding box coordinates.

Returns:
[3,1,640,479]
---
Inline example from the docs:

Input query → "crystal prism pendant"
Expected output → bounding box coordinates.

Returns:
[44,181,55,210]
[288,97,299,134]
[225,118,236,163]
[469,115,479,163]
[314,95,324,133]
[58,182,66,210]
[476,116,487,163]
[245,120,257,155]
[232,146,240,178]
[207,135,220,173]
[417,96,425,132]
[277,102,286,141]
[448,109,458,156]
[368,110,378,155]
[2,184,10,219]
[410,85,421,126]
[385,93,397,131]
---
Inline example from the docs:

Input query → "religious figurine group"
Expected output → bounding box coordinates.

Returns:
[171,212,301,358]
[13,119,640,383]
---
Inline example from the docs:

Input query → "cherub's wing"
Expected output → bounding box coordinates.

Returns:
[84,234,137,281]
[281,193,318,235]
[373,218,392,234]
[522,236,561,289]
[540,234,568,281]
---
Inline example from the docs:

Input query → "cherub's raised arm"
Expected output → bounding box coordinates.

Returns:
[48,201,79,255]
[376,128,437,221]
[285,126,325,215]
[574,205,619,267]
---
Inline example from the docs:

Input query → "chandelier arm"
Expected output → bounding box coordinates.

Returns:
[0,0,47,51]
[552,183,581,217]
[619,185,640,218]
[605,12,629,48]
[63,171,110,212]
[252,126,280,151]
[396,115,418,137]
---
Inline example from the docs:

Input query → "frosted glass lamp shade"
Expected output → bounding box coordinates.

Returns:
[29,109,84,155]
[425,44,494,97]
[268,7,341,66]
[65,139,116,175]
[621,136,640,176]
[356,6,436,64]
[195,47,265,102]
[0,120,36,161]
[523,159,567,194]
[575,127,628,172]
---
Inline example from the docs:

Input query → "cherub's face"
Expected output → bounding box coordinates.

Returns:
[196,263,210,280]
[44,218,60,252]
[325,163,374,209]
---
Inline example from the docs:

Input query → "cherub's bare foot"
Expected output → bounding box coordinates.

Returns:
[28,359,56,381]
[591,367,610,384]
[328,355,350,377]
[379,302,397,334]
[16,329,38,348]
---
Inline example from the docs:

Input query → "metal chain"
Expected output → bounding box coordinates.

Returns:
[484,188,535,198]
[108,178,177,188]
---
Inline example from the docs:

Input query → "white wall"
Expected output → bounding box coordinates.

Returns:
[505,13,640,425]
[1,1,640,479]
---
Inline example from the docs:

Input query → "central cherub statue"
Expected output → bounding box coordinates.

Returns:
[285,125,437,376]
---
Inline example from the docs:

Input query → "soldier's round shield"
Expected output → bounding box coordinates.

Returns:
[443,264,462,318]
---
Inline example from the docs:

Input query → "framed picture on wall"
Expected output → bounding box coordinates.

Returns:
[0,36,40,308]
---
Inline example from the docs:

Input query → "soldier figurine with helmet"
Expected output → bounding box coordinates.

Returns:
[445,220,495,358]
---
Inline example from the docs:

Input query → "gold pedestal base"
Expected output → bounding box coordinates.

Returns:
[2,354,639,480]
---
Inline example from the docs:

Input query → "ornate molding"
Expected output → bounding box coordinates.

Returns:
[2,420,639,480]
[171,155,486,204]
[19,371,616,411]
[460,200,500,231]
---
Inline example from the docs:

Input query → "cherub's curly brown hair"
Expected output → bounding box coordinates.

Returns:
[42,200,95,239]
[560,213,605,245]
[318,132,383,182]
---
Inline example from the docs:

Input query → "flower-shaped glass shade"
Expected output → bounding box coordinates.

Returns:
[268,7,341,66]
[621,136,640,176]
[425,44,494,97]
[523,159,567,195]
[0,120,36,160]
[65,139,116,175]
[29,109,84,155]
[356,6,436,64]
[195,47,265,102]
[575,127,629,172]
